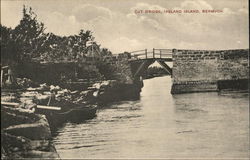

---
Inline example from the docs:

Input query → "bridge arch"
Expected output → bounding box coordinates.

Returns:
[127,49,173,79]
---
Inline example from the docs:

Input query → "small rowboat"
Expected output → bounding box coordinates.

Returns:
[1,101,61,111]
[35,104,97,128]
[1,101,98,129]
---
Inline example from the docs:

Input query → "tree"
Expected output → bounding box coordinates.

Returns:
[100,48,112,57]
[76,30,94,58]
[12,6,45,61]
[1,5,112,64]
[40,30,95,61]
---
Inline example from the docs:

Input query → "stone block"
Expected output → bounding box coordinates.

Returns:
[4,117,51,140]
[171,82,218,94]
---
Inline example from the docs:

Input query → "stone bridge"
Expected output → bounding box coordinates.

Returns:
[123,48,249,94]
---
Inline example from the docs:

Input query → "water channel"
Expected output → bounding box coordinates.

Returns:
[53,76,249,159]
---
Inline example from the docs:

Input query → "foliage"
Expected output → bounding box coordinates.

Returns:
[145,66,169,78]
[1,25,21,63]
[13,6,45,60]
[100,48,112,57]
[96,62,116,80]
[1,6,112,64]
[1,6,45,63]
[1,5,119,84]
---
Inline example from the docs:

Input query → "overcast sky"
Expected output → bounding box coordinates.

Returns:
[1,0,249,53]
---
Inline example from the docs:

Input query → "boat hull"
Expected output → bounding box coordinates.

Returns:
[35,105,97,128]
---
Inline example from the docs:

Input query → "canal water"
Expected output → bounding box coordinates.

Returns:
[52,76,249,159]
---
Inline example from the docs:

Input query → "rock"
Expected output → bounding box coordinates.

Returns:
[4,115,51,140]
[1,111,32,129]
[2,133,29,152]
[93,91,99,97]
[49,85,61,91]
[1,95,17,102]
[2,132,53,152]
[100,80,110,87]
[39,83,50,90]
[1,106,39,129]
[36,94,50,101]
[80,90,94,98]
[1,147,7,159]
[16,78,38,88]
[28,140,50,151]
[57,89,69,96]
[1,106,60,159]
[92,83,101,89]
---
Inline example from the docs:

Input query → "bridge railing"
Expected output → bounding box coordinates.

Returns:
[129,49,173,60]
[153,49,173,59]
[129,49,147,59]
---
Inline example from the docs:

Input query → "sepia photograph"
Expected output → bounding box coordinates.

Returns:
[1,0,249,159]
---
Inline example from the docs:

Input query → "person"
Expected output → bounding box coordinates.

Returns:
[47,90,56,106]
[47,86,60,105]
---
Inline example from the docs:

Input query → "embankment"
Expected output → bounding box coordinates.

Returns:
[171,49,249,94]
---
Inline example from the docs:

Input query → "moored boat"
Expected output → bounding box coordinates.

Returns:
[35,104,98,128]
[1,101,98,129]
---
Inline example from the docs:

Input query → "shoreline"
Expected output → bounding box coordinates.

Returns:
[1,78,143,159]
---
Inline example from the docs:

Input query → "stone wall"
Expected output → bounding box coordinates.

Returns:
[111,59,134,84]
[98,53,135,84]
[171,49,249,94]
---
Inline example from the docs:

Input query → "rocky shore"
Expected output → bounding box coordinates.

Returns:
[1,78,143,159]
[1,106,60,159]
[1,8,146,158]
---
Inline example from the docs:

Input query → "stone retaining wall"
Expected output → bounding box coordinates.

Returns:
[171,49,249,94]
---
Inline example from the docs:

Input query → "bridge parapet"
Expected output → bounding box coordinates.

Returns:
[123,49,173,79]
[128,49,173,61]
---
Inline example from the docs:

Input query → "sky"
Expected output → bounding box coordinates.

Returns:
[1,0,249,54]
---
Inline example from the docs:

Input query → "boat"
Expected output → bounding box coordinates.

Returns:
[35,104,98,128]
[1,101,98,129]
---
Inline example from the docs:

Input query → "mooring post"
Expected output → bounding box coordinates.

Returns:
[145,49,147,59]
[153,48,155,58]
[160,49,162,58]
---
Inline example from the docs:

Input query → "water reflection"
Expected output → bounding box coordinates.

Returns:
[53,76,249,159]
